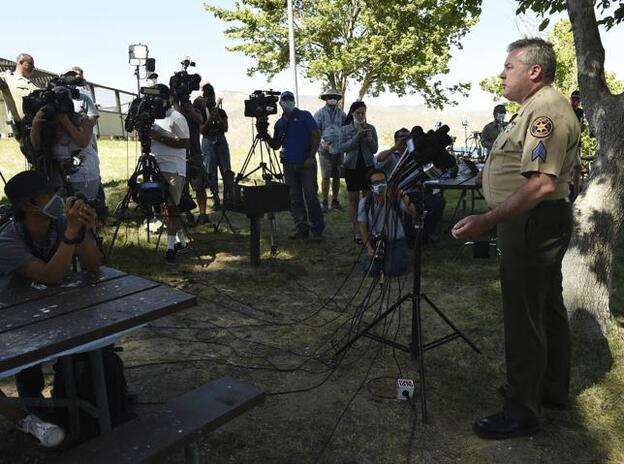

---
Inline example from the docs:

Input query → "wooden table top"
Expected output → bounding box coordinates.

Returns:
[0,267,196,373]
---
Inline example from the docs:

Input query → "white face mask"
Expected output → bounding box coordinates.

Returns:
[146,79,158,88]
[495,112,506,123]
[326,98,338,106]
[354,115,366,125]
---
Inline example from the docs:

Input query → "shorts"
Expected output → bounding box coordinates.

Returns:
[344,165,370,192]
[161,172,185,206]
[319,150,344,179]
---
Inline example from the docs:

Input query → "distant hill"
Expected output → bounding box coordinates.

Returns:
[205,90,494,153]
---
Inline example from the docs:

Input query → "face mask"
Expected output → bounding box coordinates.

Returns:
[354,115,366,125]
[36,194,65,220]
[280,100,295,113]
[371,182,387,196]
[146,79,157,87]
[495,112,506,123]
[326,99,338,106]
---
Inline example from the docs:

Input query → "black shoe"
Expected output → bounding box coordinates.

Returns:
[197,213,211,225]
[311,232,324,242]
[472,411,540,440]
[289,230,309,239]
[321,200,329,214]
[185,212,196,227]
[331,200,343,211]
[165,249,176,265]
[174,243,192,254]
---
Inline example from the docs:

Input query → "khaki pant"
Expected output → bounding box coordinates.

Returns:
[497,200,572,423]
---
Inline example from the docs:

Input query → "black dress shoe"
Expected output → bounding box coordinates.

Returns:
[472,411,540,440]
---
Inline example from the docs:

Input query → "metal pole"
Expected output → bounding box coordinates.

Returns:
[287,0,299,104]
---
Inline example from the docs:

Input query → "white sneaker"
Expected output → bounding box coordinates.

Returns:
[17,414,65,447]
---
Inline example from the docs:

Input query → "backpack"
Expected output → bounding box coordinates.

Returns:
[52,345,134,442]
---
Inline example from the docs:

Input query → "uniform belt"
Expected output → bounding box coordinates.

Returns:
[535,198,569,209]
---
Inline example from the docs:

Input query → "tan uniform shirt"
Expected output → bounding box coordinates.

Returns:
[482,85,580,209]
[0,71,38,122]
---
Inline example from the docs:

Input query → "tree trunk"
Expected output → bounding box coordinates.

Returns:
[562,0,624,338]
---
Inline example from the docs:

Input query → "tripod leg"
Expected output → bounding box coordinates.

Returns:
[107,188,135,258]
[267,212,278,255]
[411,293,428,424]
[421,293,481,354]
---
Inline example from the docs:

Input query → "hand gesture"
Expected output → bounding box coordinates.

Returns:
[451,214,492,240]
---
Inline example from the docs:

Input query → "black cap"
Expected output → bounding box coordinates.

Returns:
[4,171,52,210]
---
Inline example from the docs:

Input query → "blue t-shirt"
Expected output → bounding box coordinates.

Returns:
[274,109,318,165]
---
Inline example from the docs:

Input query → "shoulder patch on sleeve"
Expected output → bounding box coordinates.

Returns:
[531,140,547,162]
[530,116,554,138]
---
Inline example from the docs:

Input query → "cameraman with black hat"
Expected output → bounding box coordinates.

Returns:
[0,170,101,408]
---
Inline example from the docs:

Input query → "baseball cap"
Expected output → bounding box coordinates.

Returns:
[4,171,52,209]
[280,91,295,100]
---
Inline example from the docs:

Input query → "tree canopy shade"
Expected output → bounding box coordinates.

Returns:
[203,0,482,107]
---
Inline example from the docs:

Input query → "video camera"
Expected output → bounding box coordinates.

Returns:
[169,57,201,103]
[23,75,83,122]
[244,90,280,119]
[125,85,170,134]
[244,90,280,138]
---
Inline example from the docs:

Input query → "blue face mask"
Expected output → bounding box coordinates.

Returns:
[34,194,65,220]
[280,100,295,113]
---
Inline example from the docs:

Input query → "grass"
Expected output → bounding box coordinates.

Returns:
[0,139,623,463]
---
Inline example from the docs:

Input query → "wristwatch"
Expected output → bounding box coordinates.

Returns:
[62,231,84,245]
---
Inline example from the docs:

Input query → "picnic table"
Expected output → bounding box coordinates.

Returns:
[0,266,196,439]
[424,161,485,220]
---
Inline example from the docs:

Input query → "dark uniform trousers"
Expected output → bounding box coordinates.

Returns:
[497,200,572,423]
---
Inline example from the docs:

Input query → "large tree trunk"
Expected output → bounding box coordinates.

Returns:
[563,0,624,338]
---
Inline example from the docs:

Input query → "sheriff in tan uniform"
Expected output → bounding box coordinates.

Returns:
[483,85,580,207]
[452,39,580,440]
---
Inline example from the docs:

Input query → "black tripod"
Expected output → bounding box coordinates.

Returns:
[108,129,204,265]
[214,128,284,256]
[335,185,480,423]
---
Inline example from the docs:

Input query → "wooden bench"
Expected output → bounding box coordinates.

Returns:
[55,377,265,464]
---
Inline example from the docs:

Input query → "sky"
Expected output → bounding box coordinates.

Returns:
[2,0,623,111]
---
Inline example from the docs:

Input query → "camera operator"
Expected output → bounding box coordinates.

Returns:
[0,53,38,151]
[176,93,209,225]
[29,85,98,197]
[481,104,507,154]
[358,168,416,277]
[149,85,190,264]
[195,83,230,210]
[264,91,324,240]
[62,66,107,219]
[0,170,101,415]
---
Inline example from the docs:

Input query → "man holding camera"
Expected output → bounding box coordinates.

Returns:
[149,86,191,264]
[314,88,346,213]
[452,38,580,440]
[0,170,102,416]
[265,91,324,240]
[0,53,38,150]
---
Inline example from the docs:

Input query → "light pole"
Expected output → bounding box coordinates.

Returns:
[287,0,299,104]
[128,43,149,95]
